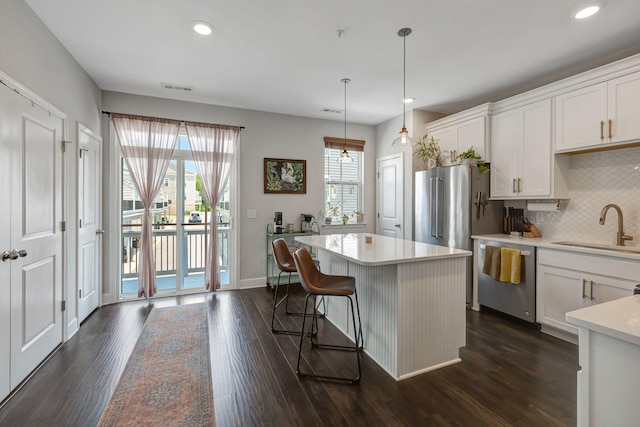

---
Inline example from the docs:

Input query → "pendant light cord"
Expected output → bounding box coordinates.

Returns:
[341,78,350,145]
[402,32,406,126]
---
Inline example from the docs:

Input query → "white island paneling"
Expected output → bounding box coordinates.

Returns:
[296,233,470,380]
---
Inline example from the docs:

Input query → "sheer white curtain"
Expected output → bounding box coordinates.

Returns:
[185,122,241,291]
[112,114,180,298]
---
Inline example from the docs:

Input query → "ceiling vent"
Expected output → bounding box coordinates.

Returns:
[321,107,343,114]
[161,82,194,92]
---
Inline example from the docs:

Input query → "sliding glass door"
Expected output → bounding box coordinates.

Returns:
[120,135,232,297]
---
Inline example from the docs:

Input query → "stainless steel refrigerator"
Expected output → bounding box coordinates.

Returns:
[415,164,502,304]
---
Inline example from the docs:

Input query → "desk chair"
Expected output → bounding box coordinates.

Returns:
[293,247,362,384]
[270,238,323,335]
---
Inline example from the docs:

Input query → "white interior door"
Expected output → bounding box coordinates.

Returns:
[0,84,12,401]
[2,82,64,391]
[377,153,403,238]
[78,124,102,323]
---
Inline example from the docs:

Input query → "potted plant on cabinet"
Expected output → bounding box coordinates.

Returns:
[414,134,442,169]
[455,147,489,174]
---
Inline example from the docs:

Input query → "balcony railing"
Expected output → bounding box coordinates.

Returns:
[121,222,229,286]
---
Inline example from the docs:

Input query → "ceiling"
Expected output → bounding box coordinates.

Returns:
[24,0,640,125]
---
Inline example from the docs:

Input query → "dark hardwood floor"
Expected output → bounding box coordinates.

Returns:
[0,285,578,426]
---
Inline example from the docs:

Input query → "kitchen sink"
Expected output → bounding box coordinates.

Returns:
[552,241,640,255]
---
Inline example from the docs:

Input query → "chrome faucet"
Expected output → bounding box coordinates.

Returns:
[599,204,633,246]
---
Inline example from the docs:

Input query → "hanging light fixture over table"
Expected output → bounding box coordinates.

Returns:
[392,27,416,147]
[338,77,354,163]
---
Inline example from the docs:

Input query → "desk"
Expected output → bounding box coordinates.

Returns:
[295,233,471,380]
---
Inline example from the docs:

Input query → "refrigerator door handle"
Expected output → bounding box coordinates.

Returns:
[429,177,436,237]
[433,177,443,238]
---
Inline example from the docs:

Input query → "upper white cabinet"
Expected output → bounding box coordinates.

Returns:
[490,99,568,199]
[425,103,490,167]
[555,70,640,152]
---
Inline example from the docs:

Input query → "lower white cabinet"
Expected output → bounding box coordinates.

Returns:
[536,249,639,335]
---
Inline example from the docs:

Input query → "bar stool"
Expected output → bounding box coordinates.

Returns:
[270,238,323,335]
[292,247,362,384]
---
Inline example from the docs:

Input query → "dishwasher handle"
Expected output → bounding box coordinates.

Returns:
[479,244,531,257]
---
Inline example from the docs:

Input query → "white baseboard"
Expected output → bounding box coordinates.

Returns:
[239,277,268,289]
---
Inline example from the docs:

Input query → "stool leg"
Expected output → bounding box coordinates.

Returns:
[347,296,362,383]
[270,270,284,332]
[354,288,364,350]
[271,270,300,335]
[297,293,361,384]
[296,293,314,376]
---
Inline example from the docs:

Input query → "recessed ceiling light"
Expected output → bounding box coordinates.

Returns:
[574,5,600,19]
[192,20,213,35]
[404,97,416,104]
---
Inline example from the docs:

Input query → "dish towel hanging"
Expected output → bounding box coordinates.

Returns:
[499,248,522,284]
[482,245,502,281]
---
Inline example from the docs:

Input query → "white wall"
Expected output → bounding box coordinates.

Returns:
[0,0,102,338]
[102,91,377,290]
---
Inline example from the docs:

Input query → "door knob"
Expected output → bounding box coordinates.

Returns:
[96,229,105,235]
[394,224,401,228]
[4,250,19,261]
[16,249,27,257]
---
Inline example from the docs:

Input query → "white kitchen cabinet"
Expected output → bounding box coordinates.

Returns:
[555,70,640,152]
[425,104,490,167]
[490,99,567,199]
[536,249,639,336]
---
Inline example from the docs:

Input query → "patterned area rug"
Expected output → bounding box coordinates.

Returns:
[99,303,214,427]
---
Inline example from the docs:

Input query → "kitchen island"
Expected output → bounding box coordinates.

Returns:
[295,233,471,380]
[566,295,640,427]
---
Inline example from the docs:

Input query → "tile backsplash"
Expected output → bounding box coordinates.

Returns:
[531,146,640,246]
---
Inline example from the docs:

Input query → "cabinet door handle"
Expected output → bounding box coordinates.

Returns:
[513,178,517,193]
[451,150,456,164]
[600,121,605,140]
[590,280,595,301]
[517,178,522,193]
[608,119,612,139]
[582,279,587,299]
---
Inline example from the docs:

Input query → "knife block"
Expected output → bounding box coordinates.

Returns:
[523,223,541,238]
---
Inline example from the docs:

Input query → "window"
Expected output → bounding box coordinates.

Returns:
[323,137,364,224]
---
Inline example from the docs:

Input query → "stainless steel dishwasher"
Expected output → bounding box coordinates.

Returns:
[477,239,536,323]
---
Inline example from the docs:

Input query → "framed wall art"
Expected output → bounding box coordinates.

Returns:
[264,158,306,194]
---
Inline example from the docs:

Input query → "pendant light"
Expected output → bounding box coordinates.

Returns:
[338,77,354,163]
[392,27,416,147]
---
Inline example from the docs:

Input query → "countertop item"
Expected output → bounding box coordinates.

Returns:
[566,295,640,346]
[295,233,471,266]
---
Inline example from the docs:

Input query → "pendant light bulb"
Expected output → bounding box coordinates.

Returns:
[338,78,354,163]
[392,27,416,147]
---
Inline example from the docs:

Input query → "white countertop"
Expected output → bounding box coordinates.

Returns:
[472,233,640,261]
[566,295,640,346]
[295,233,471,266]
